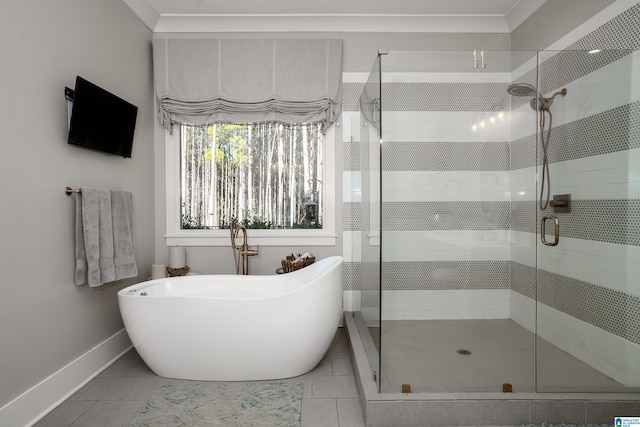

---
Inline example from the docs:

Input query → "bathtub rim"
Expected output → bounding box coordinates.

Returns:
[118,255,343,301]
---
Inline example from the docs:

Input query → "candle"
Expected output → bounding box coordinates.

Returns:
[169,246,186,268]
[151,264,167,280]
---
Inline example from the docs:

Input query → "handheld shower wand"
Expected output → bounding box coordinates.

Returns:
[507,83,567,210]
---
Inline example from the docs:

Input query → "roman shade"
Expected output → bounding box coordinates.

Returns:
[152,38,343,130]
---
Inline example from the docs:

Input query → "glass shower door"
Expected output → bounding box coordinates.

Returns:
[534,48,640,392]
[358,54,382,387]
[376,50,538,393]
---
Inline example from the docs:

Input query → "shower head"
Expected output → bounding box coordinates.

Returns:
[507,82,567,111]
[507,82,537,98]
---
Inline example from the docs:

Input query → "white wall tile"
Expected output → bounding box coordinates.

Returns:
[342,231,362,262]
[537,302,640,386]
[382,171,511,202]
[382,230,511,262]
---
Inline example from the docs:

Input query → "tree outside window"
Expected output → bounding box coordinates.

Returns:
[180,122,324,231]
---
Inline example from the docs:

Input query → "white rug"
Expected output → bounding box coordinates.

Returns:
[130,382,303,426]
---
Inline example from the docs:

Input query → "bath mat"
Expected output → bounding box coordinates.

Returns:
[129,381,303,427]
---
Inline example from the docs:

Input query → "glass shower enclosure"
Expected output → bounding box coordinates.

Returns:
[356,49,640,394]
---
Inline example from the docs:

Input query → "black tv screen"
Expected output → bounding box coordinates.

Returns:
[67,76,138,158]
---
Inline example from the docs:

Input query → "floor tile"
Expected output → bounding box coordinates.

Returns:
[337,398,366,427]
[312,376,359,399]
[301,399,339,427]
[70,377,139,401]
[332,358,354,376]
[36,328,365,426]
[69,401,144,427]
[33,401,95,427]
[98,359,139,378]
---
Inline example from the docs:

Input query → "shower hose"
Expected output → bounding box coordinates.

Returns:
[539,108,553,210]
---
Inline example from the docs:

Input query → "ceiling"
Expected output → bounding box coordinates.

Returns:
[122,0,547,33]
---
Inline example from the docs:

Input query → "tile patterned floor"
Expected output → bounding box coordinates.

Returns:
[374,319,628,394]
[34,328,365,427]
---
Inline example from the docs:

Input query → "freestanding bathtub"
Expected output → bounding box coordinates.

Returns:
[117,256,343,381]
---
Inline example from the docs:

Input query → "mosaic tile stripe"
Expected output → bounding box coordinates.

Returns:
[548,101,640,163]
[382,201,510,231]
[538,269,640,346]
[346,82,512,113]
[511,199,640,247]
[343,82,365,112]
[511,261,640,345]
[514,4,640,105]
[511,201,537,234]
[538,49,635,97]
[380,82,510,112]
[362,261,381,291]
[571,3,640,50]
[343,261,361,291]
[343,141,361,171]
[510,261,536,299]
[382,141,510,171]
[511,101,640,170]
[381,261,510,291]
[550,199,640,247]
[510,133,537,171]
[343,202,362,231]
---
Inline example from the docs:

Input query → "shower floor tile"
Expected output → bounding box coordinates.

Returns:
[372,319,625,393]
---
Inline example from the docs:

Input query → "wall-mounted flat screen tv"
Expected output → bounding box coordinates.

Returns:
[67,76,138,158]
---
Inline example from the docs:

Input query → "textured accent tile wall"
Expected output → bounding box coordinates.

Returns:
[512,101,640,170]
[382,142,510,171]
[512,261,640,346]
[379,83,509,112]
[538,268,640,345]
[551,199,640,246]
[382,261,510,291]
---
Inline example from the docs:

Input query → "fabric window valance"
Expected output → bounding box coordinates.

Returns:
[152,38,343,130]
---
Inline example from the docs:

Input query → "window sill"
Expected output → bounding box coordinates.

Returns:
[165,230,337,247]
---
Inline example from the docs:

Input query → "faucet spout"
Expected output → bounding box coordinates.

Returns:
[230,224,259,275]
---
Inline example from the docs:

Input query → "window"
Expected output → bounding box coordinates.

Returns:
[165,122,337,246]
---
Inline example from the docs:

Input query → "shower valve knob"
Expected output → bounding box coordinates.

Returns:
[550,194,571,213]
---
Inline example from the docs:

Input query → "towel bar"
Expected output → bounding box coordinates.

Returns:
[65,187,81,196]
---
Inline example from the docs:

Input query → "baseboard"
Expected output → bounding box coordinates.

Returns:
[0,329,132,427]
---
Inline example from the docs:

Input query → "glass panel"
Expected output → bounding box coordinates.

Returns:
[357,46,640,395]
[359,55,383,388]
[378,50,539,393]
[534,49,640,392]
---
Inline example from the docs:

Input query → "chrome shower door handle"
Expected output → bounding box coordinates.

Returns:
[541,215,560,246]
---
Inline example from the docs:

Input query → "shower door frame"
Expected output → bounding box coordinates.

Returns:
[362,48,640,394]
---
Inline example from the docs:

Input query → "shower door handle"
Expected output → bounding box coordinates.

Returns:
[540,215,560,246]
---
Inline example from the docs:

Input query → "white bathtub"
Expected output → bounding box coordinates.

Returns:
[117,256,343,381]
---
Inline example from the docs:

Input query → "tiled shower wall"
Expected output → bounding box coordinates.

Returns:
[509,3,640,385]
[342,1,640,386]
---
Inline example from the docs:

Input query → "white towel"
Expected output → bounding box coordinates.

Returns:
[74,189,138,287]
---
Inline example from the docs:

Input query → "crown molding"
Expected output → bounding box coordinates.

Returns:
[122,0,545,34]
[122,0,161,30]
[505,0,546,31]
[153,14,511,33]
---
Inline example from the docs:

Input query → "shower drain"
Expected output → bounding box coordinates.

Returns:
[456,349,472,355]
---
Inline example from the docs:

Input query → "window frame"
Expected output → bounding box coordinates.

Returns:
[164,123,337,246]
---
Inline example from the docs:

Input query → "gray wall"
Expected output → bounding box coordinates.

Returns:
[0,0,154,409]
[511,0,615,51]
[152,31,512,276]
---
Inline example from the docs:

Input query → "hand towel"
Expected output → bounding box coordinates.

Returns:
[74,189,137,286]
[110,190,138,281]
